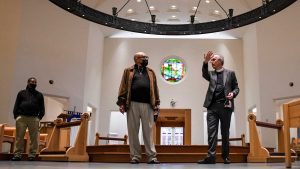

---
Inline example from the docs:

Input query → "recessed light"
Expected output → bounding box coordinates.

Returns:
[131,19,136,21]
[171,5,177,10]
[137,0,141,2]
[211,19,216,22]
[214,10,220,14]
[192,6,197,11]
[127,9,134,13]
[149,6,155,10]
[205,0,210,3]
[172,15,177,18]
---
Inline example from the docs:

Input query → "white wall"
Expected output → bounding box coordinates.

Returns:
[0,0,21,124]
[101,38,245,144]
[0,0,105,142]
[254,1,300,146]
[242,24,260,142]
[83,23,105,145]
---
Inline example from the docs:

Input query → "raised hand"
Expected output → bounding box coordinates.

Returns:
[204,51,213,63]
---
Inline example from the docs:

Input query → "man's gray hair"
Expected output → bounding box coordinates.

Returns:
[215,54,224,65]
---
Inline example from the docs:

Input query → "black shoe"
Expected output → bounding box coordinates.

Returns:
[11,156,21,161]
[148,159,160,164]
[28,157,35,161]
[130,159,140,164]
[223,158,231,164]
[197,158,216,164]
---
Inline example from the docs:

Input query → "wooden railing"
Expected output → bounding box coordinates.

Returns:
[217,134,246,147]
[95,133,128,145]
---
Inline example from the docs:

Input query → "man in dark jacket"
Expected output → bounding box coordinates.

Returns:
[198,51,239,164]
[12,77,45,161]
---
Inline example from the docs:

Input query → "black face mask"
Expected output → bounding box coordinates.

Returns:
[28,84,37,90]
[141,59,148,67]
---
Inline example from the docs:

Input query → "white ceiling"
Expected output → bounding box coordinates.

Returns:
[79,0,264,39]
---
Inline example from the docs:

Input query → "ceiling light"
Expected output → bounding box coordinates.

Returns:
[171,15,177,19]
[205,0,210,3]
[127,9,134,13]
[171,5,177,10]
[192,7,197,11]
[214,10,220,15]
[149,6,155,10]
[131,19,136,21]
[137,0,141,2]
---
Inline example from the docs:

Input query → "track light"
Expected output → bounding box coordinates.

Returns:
[112,7,117,16]
[151,15,156,24]
[229,9,234,18]
[190,15,195,24]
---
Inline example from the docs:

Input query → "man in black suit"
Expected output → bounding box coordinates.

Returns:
[198,51,239,164]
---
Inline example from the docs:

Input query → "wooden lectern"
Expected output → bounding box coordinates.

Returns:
[153,109,191,145]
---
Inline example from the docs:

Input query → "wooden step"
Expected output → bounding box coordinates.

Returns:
[89,152,248,163]
[87,145,249,154]
[38,154,68,161]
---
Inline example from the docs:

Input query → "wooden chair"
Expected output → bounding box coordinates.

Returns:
[94,133,128,145]
[283,99,300,168]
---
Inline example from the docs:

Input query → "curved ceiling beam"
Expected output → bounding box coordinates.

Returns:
[49,0,296,35]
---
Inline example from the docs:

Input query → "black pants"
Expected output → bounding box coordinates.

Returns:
[206,103,232,160]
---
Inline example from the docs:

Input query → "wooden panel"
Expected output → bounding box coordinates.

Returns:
[154,109,191,145]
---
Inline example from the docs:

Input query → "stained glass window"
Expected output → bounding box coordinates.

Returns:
[161,57,186,84]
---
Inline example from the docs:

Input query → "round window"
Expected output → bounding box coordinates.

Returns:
[160,57,186,84]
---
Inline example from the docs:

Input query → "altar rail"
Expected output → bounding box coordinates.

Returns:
[94,133,128,145]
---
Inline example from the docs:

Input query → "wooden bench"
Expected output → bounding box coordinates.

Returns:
[217,134,246,147]
[94,133,128,145]
[247,113,294,162]
[0,124,15,153]
[39,112,90,161]
[283,99,300,168]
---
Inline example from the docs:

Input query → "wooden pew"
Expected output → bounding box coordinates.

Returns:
[94,133,128,145]
[217,134,246,147]
[247,113,290,162]
[283,99,300,168]
[39,112,90,161]
[0,124,15,153]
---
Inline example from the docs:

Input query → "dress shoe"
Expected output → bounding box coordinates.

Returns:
[223,158,231,164]
[11,156,21,161]
[197,158,216,164]
[28,157,35,161]
[147,159,160,164]
[130,159,140,164]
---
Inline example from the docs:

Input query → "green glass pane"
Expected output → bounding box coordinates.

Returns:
[161,58,186,83]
